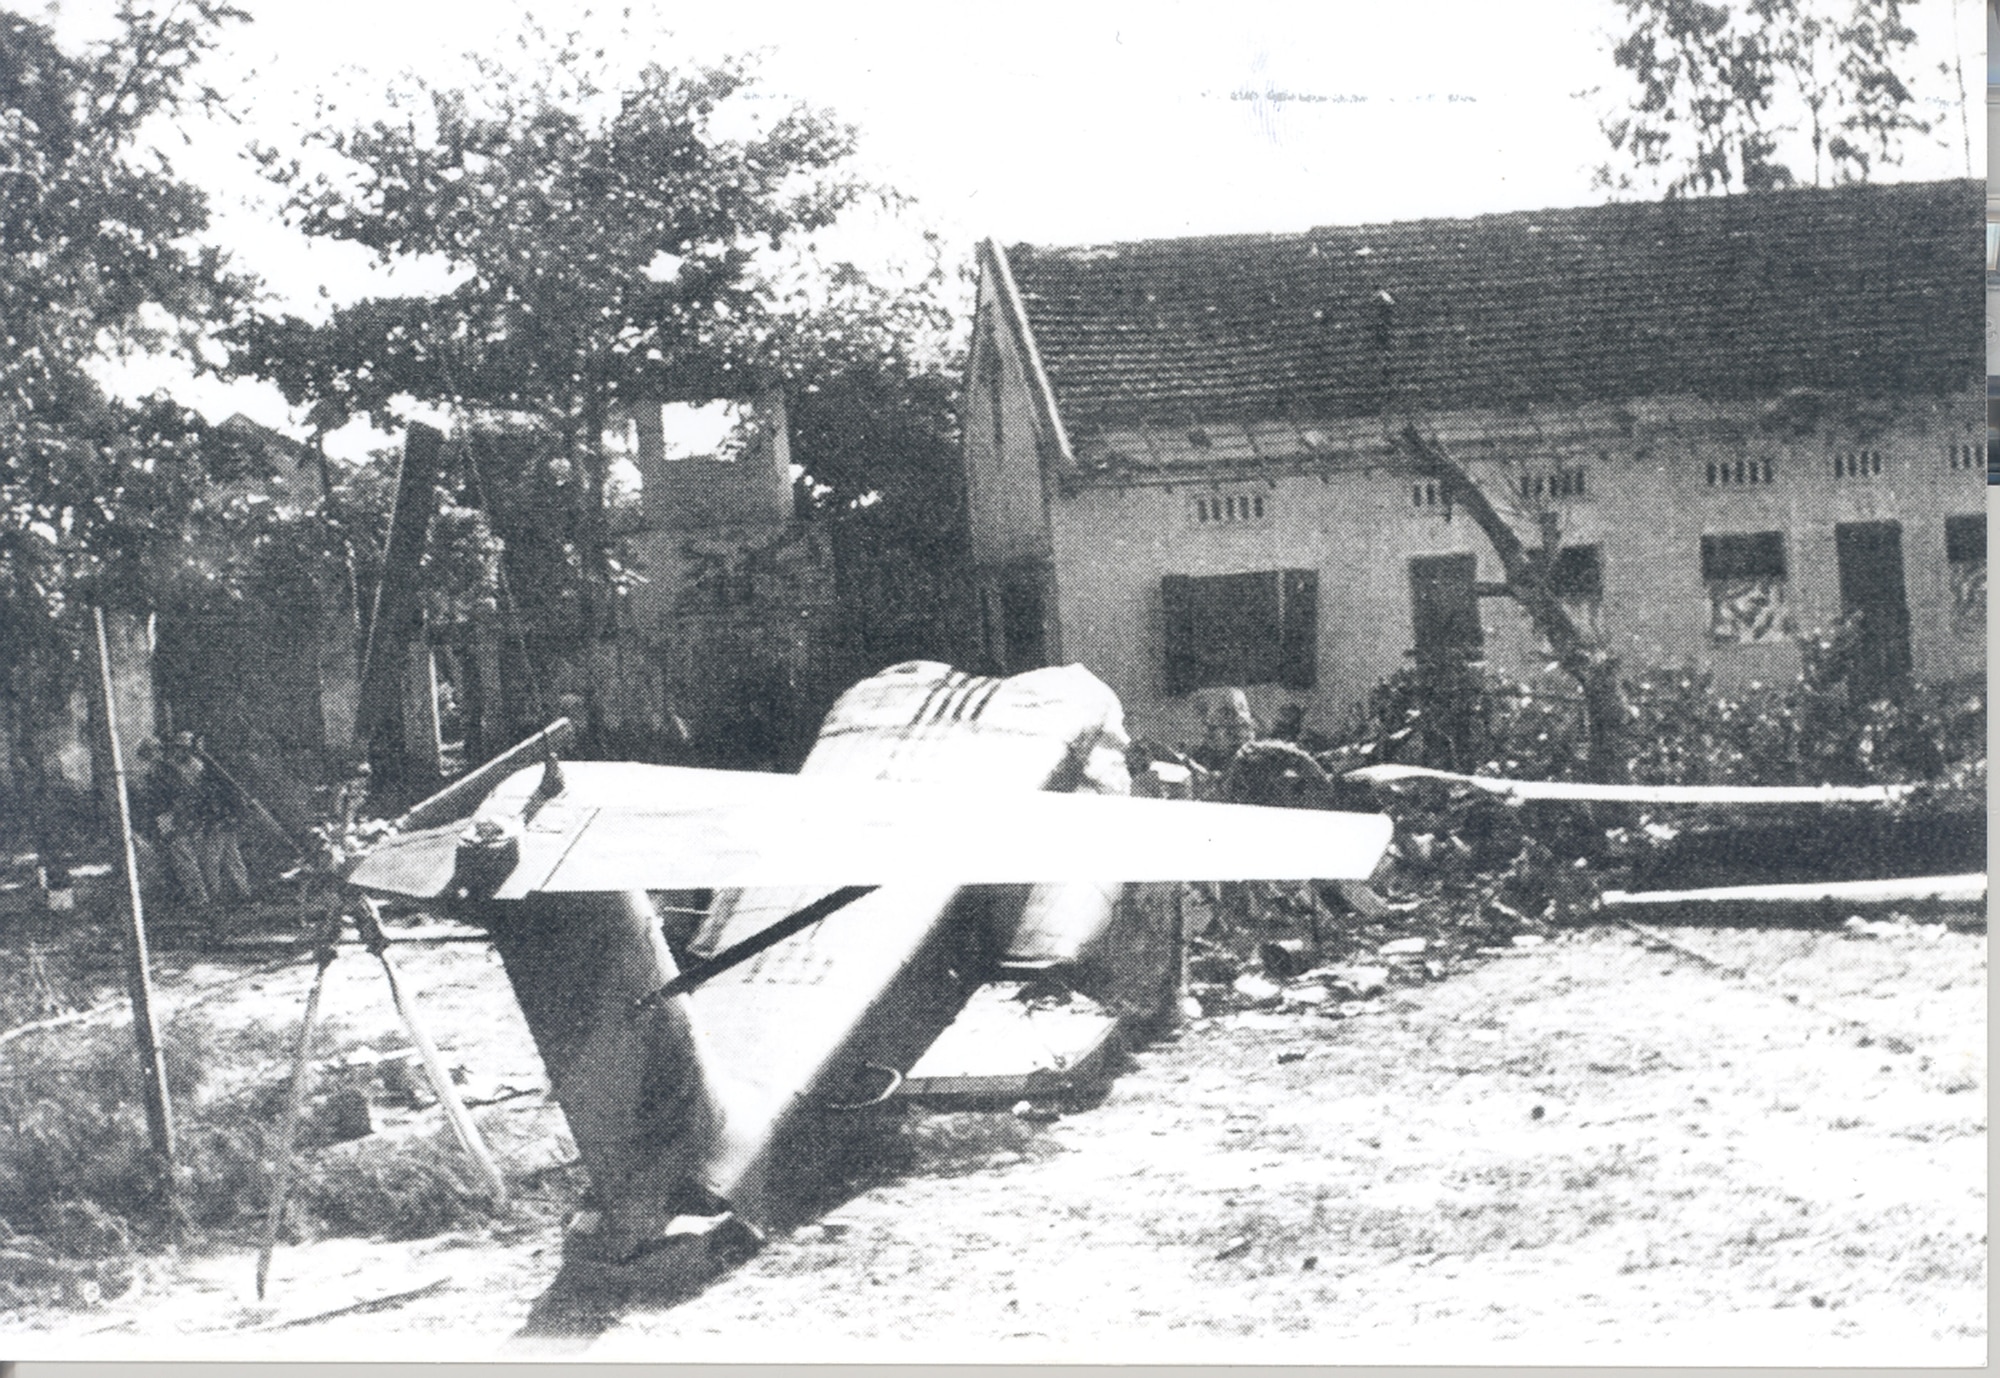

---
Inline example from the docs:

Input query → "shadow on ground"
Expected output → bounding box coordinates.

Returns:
[506,1103,927,1351]
[505,1090,1088,1352]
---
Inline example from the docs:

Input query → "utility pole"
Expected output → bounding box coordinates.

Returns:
[86,604,177,1177]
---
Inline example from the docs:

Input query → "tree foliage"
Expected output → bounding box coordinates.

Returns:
[792,358,971,669]
[0,3,258,635]
[1597,0,1930,196]
[228,34,958,654]
[235,47,880,424]
[1,3,271,821]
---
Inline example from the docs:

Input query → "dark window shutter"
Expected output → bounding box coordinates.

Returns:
[1163,571,1299,694]
[1946,513,1985,564]
[1279,569,1318,690]
[1409,553,1482,662]
[1230,572,1283,684]
[1551,545,1603,599]
[1162,575,1197,695]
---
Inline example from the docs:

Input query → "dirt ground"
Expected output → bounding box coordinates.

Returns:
[1,914,1984,1365]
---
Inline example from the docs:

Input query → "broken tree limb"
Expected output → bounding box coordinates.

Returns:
[356,898,508,1205]
[246,1276,450,1333]
[0,999,125,1048]
[1612,918,1746,976]
[1,947,333,1049]
[1395,424,1626,780]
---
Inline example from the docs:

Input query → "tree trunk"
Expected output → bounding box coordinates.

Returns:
[1396,424,1628,782]
[574,390,612,752]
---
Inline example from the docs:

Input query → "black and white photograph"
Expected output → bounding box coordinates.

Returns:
[0,0,1988,1364]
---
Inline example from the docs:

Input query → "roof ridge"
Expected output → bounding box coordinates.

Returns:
[1005,177,1981,259]
[996,179,1980,431]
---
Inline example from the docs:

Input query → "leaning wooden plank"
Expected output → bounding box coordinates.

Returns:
[1602,874,1986,907]
[1346,762,1914,806]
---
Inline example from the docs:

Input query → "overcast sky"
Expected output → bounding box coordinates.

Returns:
[39,0,1988,450]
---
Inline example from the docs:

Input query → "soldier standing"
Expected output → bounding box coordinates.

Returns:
[143,731,213,909]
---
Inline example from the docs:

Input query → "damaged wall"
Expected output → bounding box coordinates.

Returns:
[592,393,851,768]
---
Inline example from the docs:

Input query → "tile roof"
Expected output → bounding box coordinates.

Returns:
[1003,180,1982,436]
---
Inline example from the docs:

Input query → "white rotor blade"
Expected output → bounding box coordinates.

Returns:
[341,762,1390,897]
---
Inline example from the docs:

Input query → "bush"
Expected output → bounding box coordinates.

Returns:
[0,1005,514,1310]
[1336,650,1984,793]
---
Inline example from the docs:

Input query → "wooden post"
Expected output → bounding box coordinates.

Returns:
[87,605,176,1172]
[402,639,446,783]
[355,422,445,798]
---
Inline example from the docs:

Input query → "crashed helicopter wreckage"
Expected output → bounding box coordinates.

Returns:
[344,661,1395,1262]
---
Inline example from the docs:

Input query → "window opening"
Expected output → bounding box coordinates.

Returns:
[1833,521,1912,693]
[1520,467,1587,501]
[1547,543,1604,643]
[1411,479,1450,510]
[1408,553,1483,664]
[1946,513,1985,636]
[1700,531,1791,644]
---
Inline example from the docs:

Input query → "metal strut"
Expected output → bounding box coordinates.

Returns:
[630,885,880,1014]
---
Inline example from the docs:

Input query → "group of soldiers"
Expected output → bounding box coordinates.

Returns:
[133,729,254,913]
